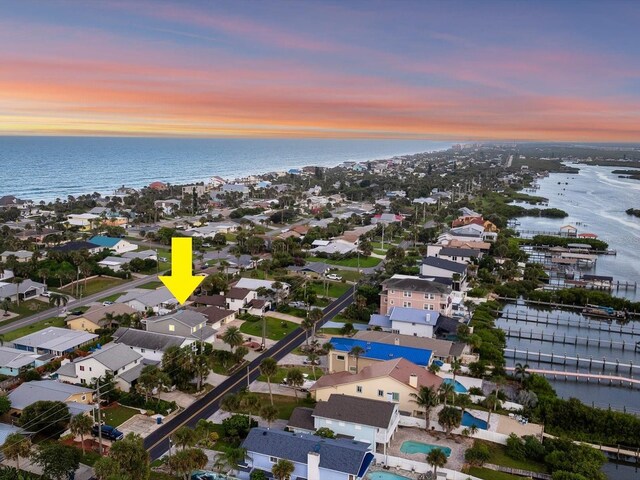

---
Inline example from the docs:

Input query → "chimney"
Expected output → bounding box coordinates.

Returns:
[307,451,320,480]
[394,337,400,346]
[409,374,418,389]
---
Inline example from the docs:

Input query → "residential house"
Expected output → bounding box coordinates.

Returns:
[287,262,331,278]
[97,256,130,272]
[88,236,138,254]
[242,428,374,480]
[66,304,138,333]
[113,327,190,362]
[371,213,404,225]
[310,358,443,417]
[0,279,47,302]
[144,310,216,343]
[289,394,399,455]
[117,287,177,314]
[0,346,43,376]
[368,306,439,338]
[327,337,432,373]
[310,239,357,256]
[436,247,481,264]
[66,213,100,229]
[9,380,94,417]
[122,249,158,261]
[0,250,34,263]
[420,257,468,291]
[11,327,97,356]
[181,184,207,198]
[380,274,452,316]
[226,287,257,312]
[50,241,101,255]
[220,183,250,195]
[56,343,144,392]
[195,306,236,330]
[354,330,471,363]
[154,199,181,216]
[233,278,290,296]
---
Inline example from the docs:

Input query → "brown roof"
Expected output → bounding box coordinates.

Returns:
[227,287,252,300]
[68,304,137,325]
[196,306,235,324]
[287,407,315,431]
[313,394,396,429]
[249,299,267,309]
[447,239,491,251]
[193,295,226,307]
[310,358,442,392]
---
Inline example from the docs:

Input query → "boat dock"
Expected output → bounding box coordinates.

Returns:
[504,327,640,352]
[496,310,640,335]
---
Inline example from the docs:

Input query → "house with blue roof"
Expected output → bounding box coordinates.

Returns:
[328,337,432,373]
[369,306,439,338]
[242,427,374,480]
[88,236,137,254]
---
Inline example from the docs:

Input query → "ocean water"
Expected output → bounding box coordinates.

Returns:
[0,137,452,201]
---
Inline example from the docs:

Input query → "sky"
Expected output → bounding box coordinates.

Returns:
[1,0,639,141]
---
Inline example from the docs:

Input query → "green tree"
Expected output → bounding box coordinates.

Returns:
[168,448,208,480]
[314,427,336,439]
[222,326,244,353]
[439,381,455,407]
[0,396,11,415]
[514,362,530,385]
[464,442,490,466]
[259,357,278,405]
[410,385,439,430]
[19,401,70,436]
[218,446,247,474]
[0,298,10,316]
[426,447,448,477]
[108,433,150,480]
[172,426,199,450]
[437,406,462,435]
[348,345,365,372]
[485,392,501,429]
[260,405,279,428]
[136,364,171,402]
[272,459,295,480]
[31,442,81,480]
[286,368,305,402]
[69,414,93,455]
[2,433,31,470]
[48,293,69,312]
[450,358,463,384]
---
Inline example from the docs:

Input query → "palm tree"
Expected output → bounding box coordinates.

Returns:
[428,363,441,374]
[308,308,323,337]
[219,447,246,475]
[259,357,278,405]
[272,459,294,480]
[240,394,260,423]
[348,345,365,372]
[439,381,455,407]
[410,386,439,430]
[301,317,314,345]
[1,298,10,317]
[485,392,501,429]
[49,293,69,313]
[286,368,305,402]
[69,414,93,455]
[220,393,241,414]
[450,358,463,384]
[306,352,319,380]
[192,351,211,392]
[171,426,198,450]
[2,433,31,470]
[221,326,244,353]
[426,447,448,477]
[260,405,279,428]
[514,362,530,385]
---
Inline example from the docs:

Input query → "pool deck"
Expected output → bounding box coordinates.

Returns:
[381,425,472,471]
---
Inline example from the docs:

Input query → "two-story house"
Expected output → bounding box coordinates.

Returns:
[327,337,432,373]
[112,327,191,362]
[144,310,216,343]
[435,247,481,264]
[9,380,95,417]
[380,274,452,316]
[226,287,257,312]
[369,306,439,338]
[117,287,178,314]
[88,236,138,254]
[288,394,400,456]
[310,358,443,417]
[420,257,468,292]
[55,343,143,392]
[242,428,374,480]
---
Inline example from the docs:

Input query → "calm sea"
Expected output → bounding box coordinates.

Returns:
[0,137,452,201]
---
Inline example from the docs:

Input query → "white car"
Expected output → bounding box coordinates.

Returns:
[40,291,51,298]
[326,274,342,281]
[102,301,114,306]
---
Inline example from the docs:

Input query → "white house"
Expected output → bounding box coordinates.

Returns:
[226,287,257,312]
[154,199,181,216]
[88,236,138,254]
[369,306,439,338]
[117,287,178,314]
[112,327,191,363]
[67,213,100,227]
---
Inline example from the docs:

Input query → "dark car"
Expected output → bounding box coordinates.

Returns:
[91,424,124,441]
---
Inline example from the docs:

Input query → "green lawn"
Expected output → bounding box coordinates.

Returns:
[332,270,362,282]
[4,316,66,342]
[139,281,163,290]
[257,366,323,383]
[316,327,343,335]
[239,317,298,341]
[98,293,122,303]
[101,404,139,427]
[308,281,350,298]
[480,441,547,473]
[307,256,381,268]
[467,467,522,480]
[61,277,129,297]
[234,393,315,420]
[0,299,50,324]
[156,248,172,271]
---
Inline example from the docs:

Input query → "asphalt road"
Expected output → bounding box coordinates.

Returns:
[144,285,355,460]
[0,274,159,335]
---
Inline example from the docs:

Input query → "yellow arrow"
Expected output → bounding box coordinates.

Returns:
[159,237,205,304]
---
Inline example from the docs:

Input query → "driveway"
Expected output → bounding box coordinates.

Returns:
[156,390,197,409]
[267,311,304,324]
[119,414,165,438]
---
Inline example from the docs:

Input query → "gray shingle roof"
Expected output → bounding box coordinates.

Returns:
[11,327,97,353]
[313,394,396,429]
[422,257,467,274]
[438,247,480,258]
[9,380,92,410]
[382,276,451,294]
[113,327,186,351]
[242,428,371,476]
[146,310,207,328]
[287,407,315,432]
[84,343,142,371]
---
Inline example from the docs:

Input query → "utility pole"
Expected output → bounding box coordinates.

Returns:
[261,313,266,350]
[96,380,103,456]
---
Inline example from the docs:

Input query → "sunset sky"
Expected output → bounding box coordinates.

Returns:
[1,0,639,141]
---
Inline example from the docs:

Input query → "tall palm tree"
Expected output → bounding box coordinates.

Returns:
[272,459,294,480]
[306,352,319,380]
[260,405,279,429]
[220,393,241,414]
[69,414,93,455]
[2,433,31,470]
[259,357,278,405]
[485,392,501,429]
[514,362,530,385]
[301,317,314,345]
[219,447,246,475]
[450,358,463,384]
[49,293,69,313]
[308,308,323,337]
[286,368,305,402]
[439,381,455,407]
[1,298,10,317]
[349,345,365,372]
[410,386,439,430]
[240,394,260,423]
[426,448,448,477]
[221,326,244,354]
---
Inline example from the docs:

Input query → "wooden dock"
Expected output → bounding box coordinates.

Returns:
[496,310,640,336]
[496,297,640,319]
[505,366,640,387]
[542,433,640,462]
[504,327,640,352]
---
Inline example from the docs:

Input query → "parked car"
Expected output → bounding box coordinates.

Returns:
[102,301,114,306]
[159,256,168,262]
[202,243,212,248]
[289,301,306,308]
[91,425,124,441]
[70,309,83,316]
[40,291,51,298]
[326,274,342,281]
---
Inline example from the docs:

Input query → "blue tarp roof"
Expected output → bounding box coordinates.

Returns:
[329,337,432,366]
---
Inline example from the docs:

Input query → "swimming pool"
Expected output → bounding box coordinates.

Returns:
[462,411,488,430]
[399,440,452,456]
[443,377,468,393]
[367,472,412,480]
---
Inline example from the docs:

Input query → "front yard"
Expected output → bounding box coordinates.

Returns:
[308,281,350,298]
[101,404,140,427]
[257,365,323,383]
[0,299,51,324]
[239,317,298,341]
[4,316,66,342]
[61,276,129,297]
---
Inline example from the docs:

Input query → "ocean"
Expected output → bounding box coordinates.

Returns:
[0,137,452,201]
